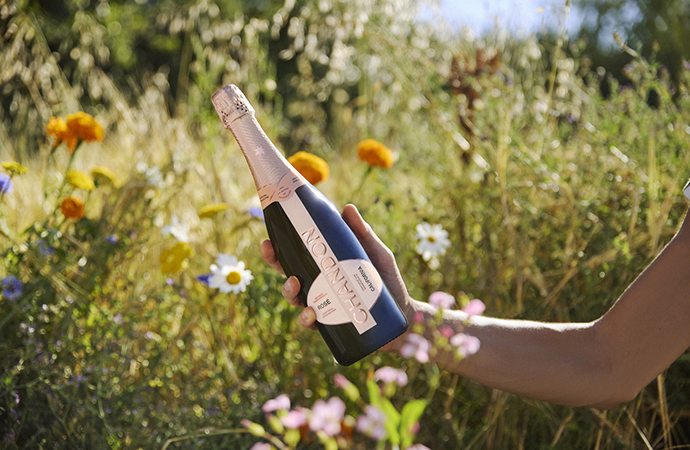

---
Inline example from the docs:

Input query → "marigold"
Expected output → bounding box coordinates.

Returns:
[90,166,119,187]
[46,116,69,147]
[60,196,85,220]
[66,170,95,191]
[287,151,330,185]
[2,162,28,175]
[198,203,228,219]
[46,112,104,152]
[160,242,194,274]
[357,139,394,169]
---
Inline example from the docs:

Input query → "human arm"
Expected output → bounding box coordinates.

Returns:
[262,204,690,409]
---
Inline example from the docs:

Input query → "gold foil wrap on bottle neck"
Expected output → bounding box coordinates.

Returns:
[212,85,255,128]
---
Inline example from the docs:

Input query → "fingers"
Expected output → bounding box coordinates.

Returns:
[281,276,302,307]
[341,204,409,302]
[299,307,317,331]
[280,276,317,330]
[261,239,285,275]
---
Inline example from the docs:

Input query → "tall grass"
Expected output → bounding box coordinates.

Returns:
[1,0,689,448]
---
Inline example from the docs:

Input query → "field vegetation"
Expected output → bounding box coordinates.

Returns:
[1,0,689,448]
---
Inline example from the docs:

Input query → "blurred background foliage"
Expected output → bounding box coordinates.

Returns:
[1,0,689,448]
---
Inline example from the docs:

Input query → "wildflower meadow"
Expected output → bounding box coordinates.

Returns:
[1,0,690,448]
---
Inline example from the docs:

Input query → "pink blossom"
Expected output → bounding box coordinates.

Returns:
[399,333,430,363]
[461,298,485,316]
[450,333,481,358]
[405,445,431,450]
[439,325,455,338]
[428,291,455,309]
[374,366,408,386]
[309,397,346,436]
[413,311,425,324]
[280,408,308,429]
[333,373,351,389]
[356,405,387,440]
[262,394,290,413]
[249,443,271,450]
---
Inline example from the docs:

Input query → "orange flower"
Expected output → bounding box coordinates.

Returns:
[357,139,394,169]
[46,116,69,148]
[60,196,85,220]
[288,151,330,185]
[46,112,104,153]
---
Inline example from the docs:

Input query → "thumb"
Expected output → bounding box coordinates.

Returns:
[341,204,409,304]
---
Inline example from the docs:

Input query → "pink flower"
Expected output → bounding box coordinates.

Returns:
[439,325,455,338]
[461,298,485,316]
[249,443,271,450]
[413,311,425,324]
[309,397,346,436]
[399,333,430,363]
[405,445,431,450]
[280,408,309,429]
[428,291,455,309]
[450,333,481,358]
[356,405,387,440]
[262,394,290,413]
[374,366,408,386]
[333,373,351,389]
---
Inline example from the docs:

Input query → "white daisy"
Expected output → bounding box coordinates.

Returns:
[161,215,190,242]
[208,254,253,294]
[415,222,451,263]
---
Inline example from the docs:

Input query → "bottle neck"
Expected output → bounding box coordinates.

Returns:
[228,113,308,208]
[229,113,294,190]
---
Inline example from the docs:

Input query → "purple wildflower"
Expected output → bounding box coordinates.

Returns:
[280,408,309,429]
[0,174,13,194]
[249,443,271,450]
[196,273,211,285]
[309,397,346,436]
[356,405,387,440]
[2,276,23,301]
[37,240,55,257]
[248,207,264,221]
[105,234,118,244]
[399,333,430,363]
[262,394,290,413]
[428,291,455,309]
[374,366,408,386]
[461,299,485,316]
[450,333,481,358]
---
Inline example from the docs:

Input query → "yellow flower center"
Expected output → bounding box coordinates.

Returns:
[226,271,242,285]
[427,236,436,243]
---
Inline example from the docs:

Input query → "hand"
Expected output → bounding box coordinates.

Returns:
[260,204,415,349]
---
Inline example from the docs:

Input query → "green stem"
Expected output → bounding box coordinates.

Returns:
[350,166,374,205]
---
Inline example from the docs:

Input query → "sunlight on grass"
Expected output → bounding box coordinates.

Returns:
[1,0,689,448]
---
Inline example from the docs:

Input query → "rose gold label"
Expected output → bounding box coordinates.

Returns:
[258,172,307,209]
[280,194,381,334]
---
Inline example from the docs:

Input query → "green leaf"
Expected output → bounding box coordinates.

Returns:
[380,398,401,446]
[284,429,300,447]
[399,399,428,449]
[268,415,284,434]
[366,379,383,408]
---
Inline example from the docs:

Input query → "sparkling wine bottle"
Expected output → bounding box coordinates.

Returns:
[212,84,408,365]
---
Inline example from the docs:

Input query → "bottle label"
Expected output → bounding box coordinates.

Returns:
[258,172,307,208]
[280,194,381,334]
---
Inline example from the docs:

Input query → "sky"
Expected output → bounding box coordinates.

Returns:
[422,0,585,35]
